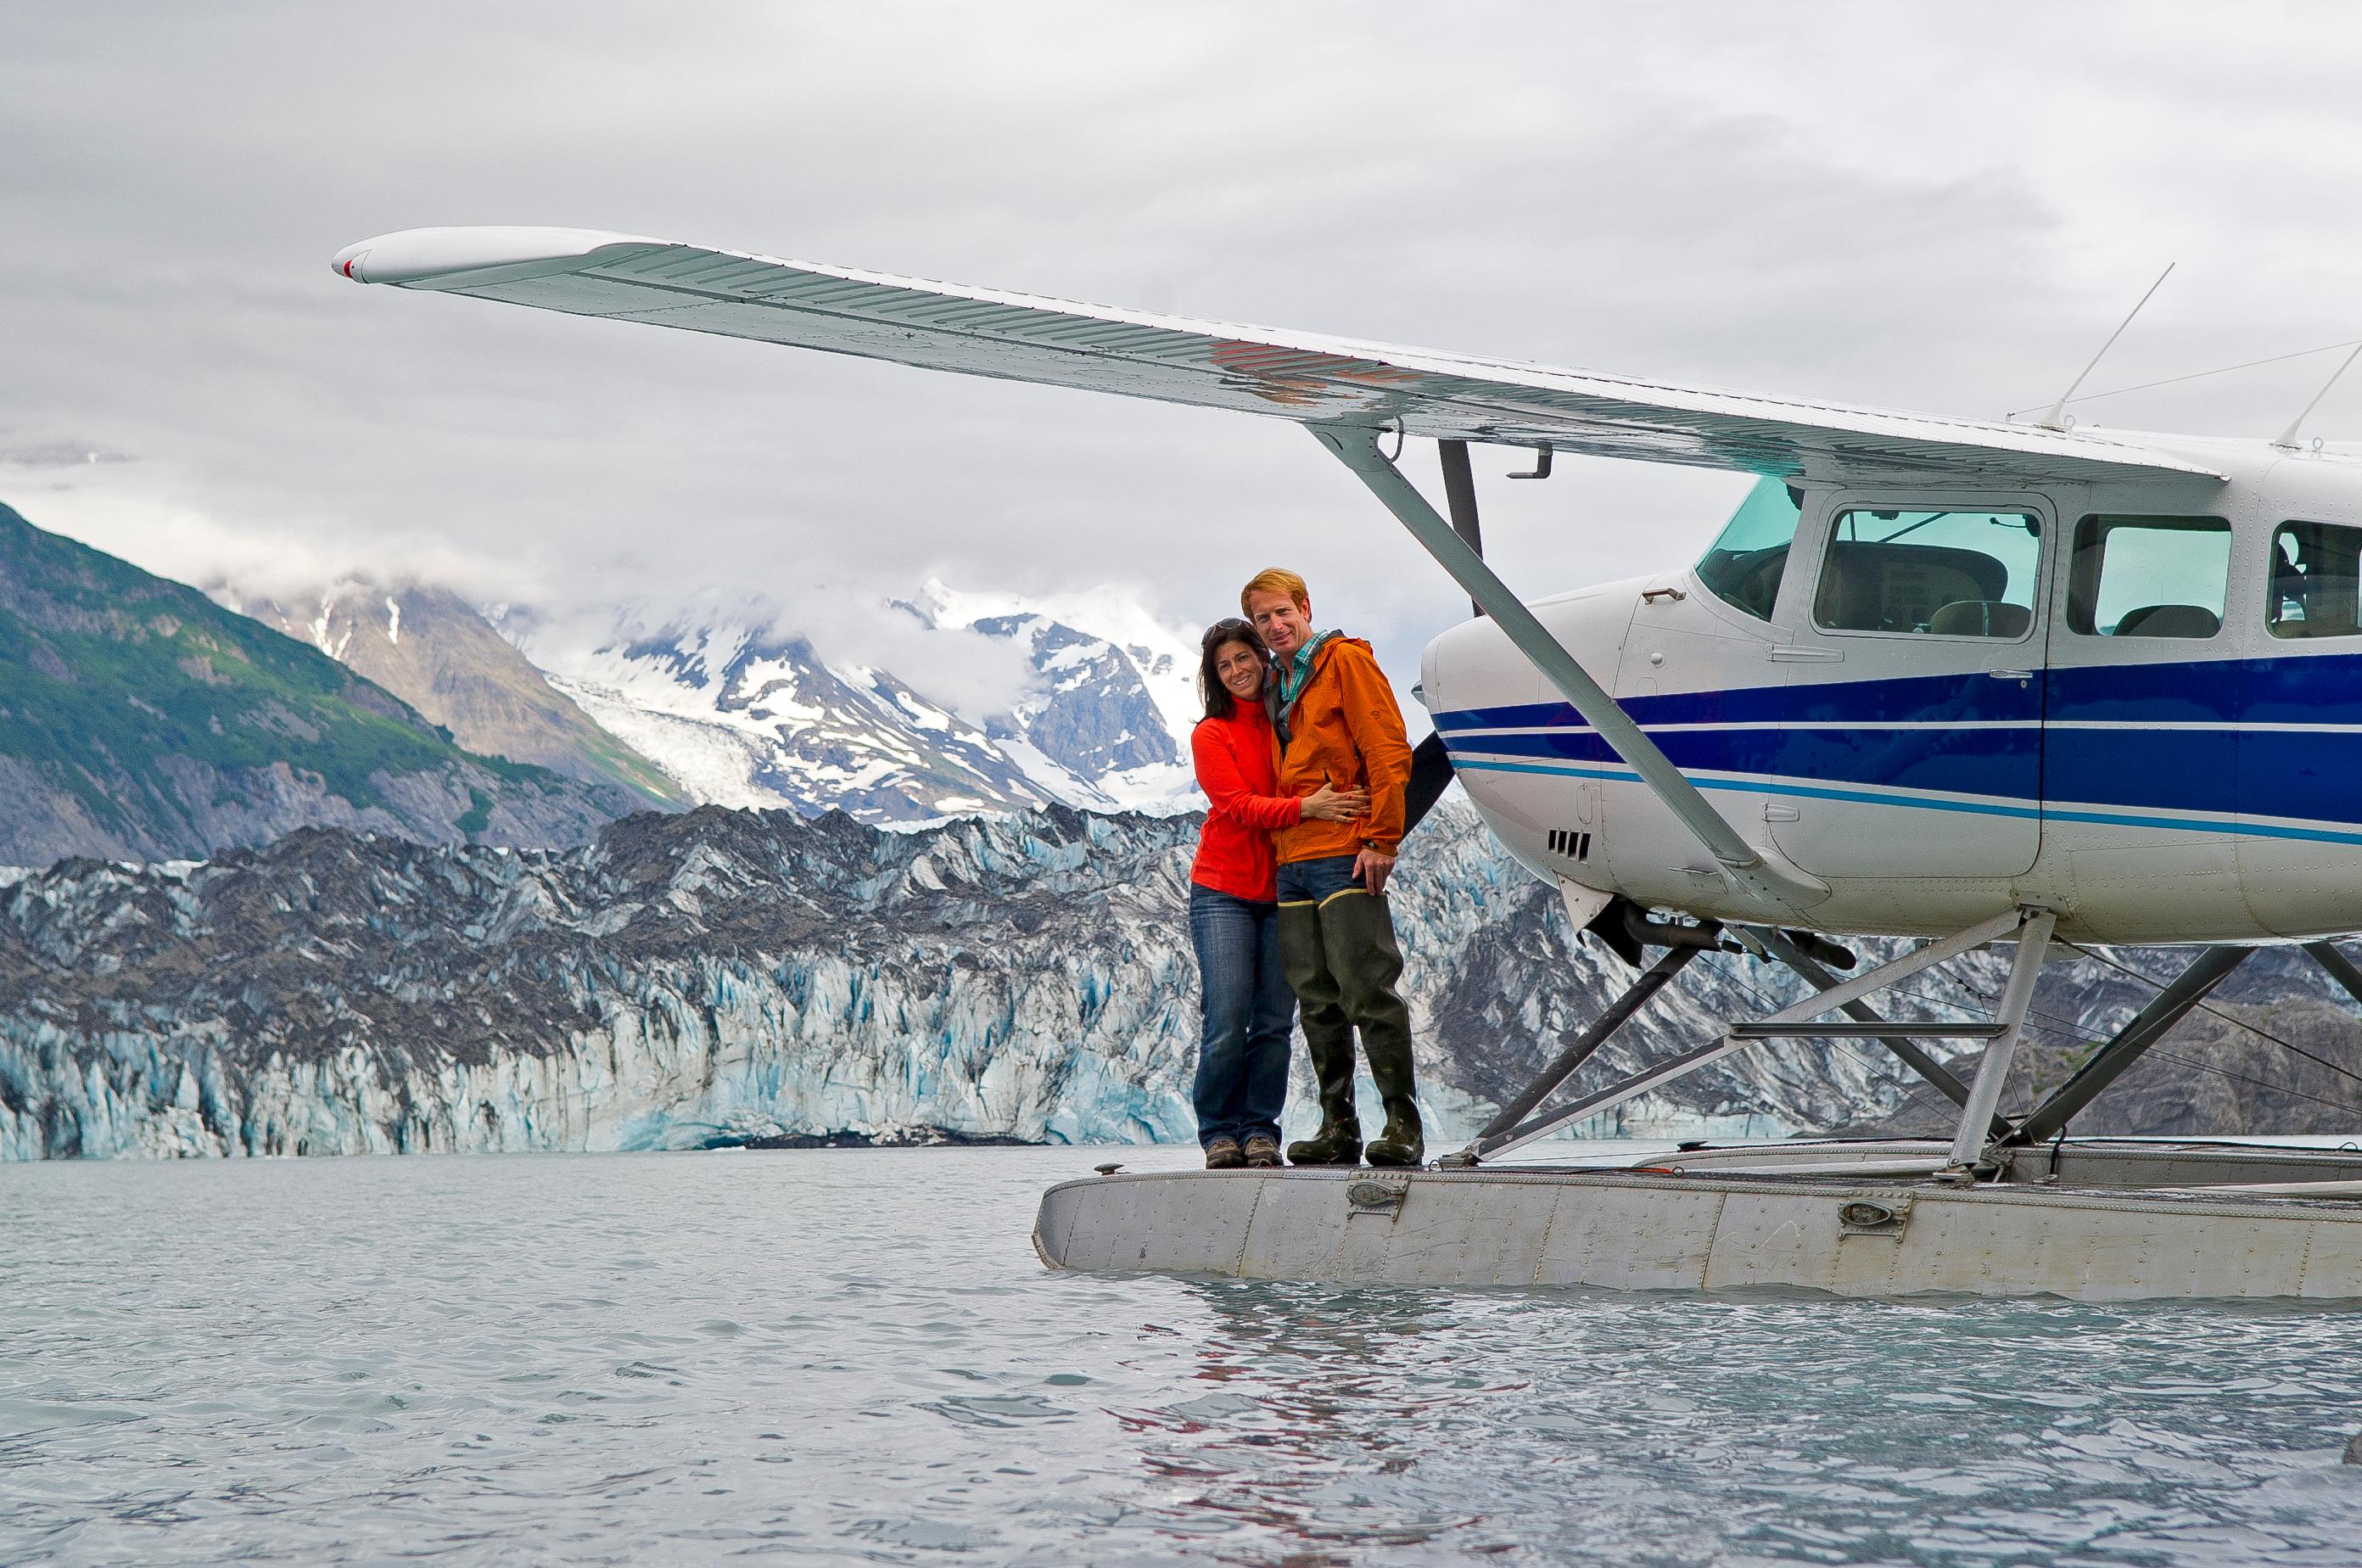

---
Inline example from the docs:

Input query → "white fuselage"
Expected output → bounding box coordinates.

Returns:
[1422,434,2362,944]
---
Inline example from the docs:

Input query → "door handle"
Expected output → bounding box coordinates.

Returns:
[1989,669,2033,681]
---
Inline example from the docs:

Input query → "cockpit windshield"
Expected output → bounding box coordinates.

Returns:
[1695,478,1801,620]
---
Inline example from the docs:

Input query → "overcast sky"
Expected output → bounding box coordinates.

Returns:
[9,1,2362,710]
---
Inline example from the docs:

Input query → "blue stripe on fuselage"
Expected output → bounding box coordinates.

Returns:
[1431,650,2362,832]
[1433,666,2039,733]
[1453,725,2038,804]
[1447,754,2362,847]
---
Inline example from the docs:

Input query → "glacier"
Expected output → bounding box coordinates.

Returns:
[0,802,1962,1162]
[5,798,2350,1162]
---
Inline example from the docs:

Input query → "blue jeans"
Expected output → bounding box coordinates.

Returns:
[1189,884,1296,1148]
[1274,854,1367,904]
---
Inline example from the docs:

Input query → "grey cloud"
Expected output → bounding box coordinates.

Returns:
[8,1,2362,699]
[0,443,134,468]
[514,586,1049,731]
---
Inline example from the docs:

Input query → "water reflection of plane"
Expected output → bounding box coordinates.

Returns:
[1119,1282,1471,1556]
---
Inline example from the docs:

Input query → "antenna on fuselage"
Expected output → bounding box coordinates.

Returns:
[2274,340,2362,450]
[2035,262,2175,431]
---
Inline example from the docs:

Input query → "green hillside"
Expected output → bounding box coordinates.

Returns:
[0,501,635,865]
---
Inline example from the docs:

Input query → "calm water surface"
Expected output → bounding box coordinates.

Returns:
[4,1147,2361,1565]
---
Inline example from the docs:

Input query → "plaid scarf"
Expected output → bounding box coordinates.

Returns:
[1267,630,1338,746]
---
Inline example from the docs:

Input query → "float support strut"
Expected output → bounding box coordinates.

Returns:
[1478,909,2026,1163]
[2303,941,2362,1010]
[1946,910,2055,1168]
[1749,927,2007,1138]
[1310,423,1824,915]
[1447,943,1705,1166]
[2007,944,2251,1146]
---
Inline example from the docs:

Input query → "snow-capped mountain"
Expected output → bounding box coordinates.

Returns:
[533,620,1069,823]
[907,579,1198,815]
[519,581,1203,825]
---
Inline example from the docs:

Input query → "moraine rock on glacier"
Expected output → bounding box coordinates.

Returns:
[0,804,1869,1159]
[3,801,2356,1160]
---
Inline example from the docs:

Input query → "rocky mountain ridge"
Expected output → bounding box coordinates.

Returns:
[227,580,686,812]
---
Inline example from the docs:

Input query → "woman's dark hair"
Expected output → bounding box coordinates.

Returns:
[1197,619,1268,720]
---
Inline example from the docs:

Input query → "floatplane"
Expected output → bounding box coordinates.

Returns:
[337,227,2362,1300]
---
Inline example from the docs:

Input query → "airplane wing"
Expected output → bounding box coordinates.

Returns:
[333,226,2216,485]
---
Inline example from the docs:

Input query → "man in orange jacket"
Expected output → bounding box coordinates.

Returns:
[1241,567,1423,1168]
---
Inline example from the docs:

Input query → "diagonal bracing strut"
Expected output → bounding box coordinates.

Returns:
[1744,928,1997,1134]
[1475,909,2035,1164]
[2004,944,2251,1146]
[1443,943,1708,1167]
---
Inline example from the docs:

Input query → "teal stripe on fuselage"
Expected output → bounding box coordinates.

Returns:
[1447,754,2362,848]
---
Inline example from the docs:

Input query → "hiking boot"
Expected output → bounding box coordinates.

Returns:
[1204,1137,1245,1170]
[1363,1110,1424,1168]
[1242,1134,1282,1168]
[1363,1035,1424,1170]
[1287,1118,1362,1167]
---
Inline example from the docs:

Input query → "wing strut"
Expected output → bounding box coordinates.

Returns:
[1309,423,1827,916]
[1401,438,1482,836]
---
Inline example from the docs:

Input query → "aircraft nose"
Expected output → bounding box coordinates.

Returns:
[331,243,372,282]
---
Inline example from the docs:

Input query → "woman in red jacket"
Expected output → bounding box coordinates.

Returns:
[1189,619,1366,1169]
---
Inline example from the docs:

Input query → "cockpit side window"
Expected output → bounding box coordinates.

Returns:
[2066,515,2231,638]
[1694,478,1801,621]
[1811,507,2042,638]
[2267,520,2362,639]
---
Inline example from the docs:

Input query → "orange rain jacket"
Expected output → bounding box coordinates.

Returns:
[1267,635,1414,865]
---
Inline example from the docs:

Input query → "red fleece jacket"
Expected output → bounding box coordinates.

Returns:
[1189,703,1301,901]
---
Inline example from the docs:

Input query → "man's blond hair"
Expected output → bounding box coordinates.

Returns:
[1240,568,1309,615]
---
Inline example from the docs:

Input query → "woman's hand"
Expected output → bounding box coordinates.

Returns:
[1300,781,1371,822]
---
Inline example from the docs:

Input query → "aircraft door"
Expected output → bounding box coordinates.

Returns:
[1765,499,2050,878]
[2042,512,2238,887]
[2241,502,2362,935]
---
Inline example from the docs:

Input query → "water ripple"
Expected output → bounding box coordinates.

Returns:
[3,1148,2361,1564]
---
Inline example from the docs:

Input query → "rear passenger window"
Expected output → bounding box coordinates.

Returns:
[2268,520,2362,639]
[2067,515,2230,638]
[1811,507,2041,637]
